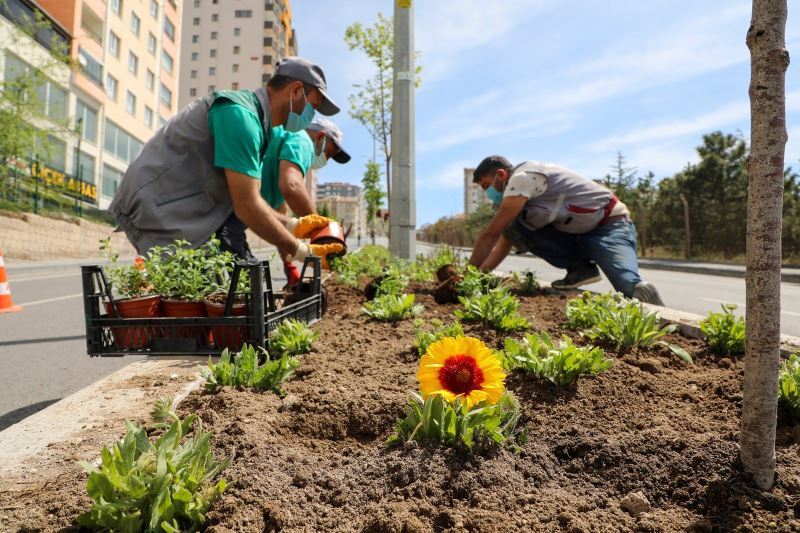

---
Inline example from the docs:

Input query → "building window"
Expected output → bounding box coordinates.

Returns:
[73,149,95,183]
[193,0,200,6]
[212,0,217,4]
[193,17,199,25]
[211,14,218,22]
[209,66,215,75]
[147,32,156,54]
[232,64,238,73]
[75,99,98,143]
[263,37,272,47]
[208,85,215,92]
[104,120,143,163]
[192,35,199,43]
[190,70,197,79]
[232,82,238,90]
[210,49,216,58]
[160,83,172,108]
[234,10,252,18]
[130,12,140,36]
[126,91,136,115]
[36,135,66,172]
[145,69,155,91]
[128,51,138,75]
[159,115,167,128]
[104,74,118,101]
[234,27,241,36]
[191,52,198,60]
[189,88,197,97]
[264,20,273,29]
[111,0,122,15]
[164,17,175,41]
[5,54,68,121]
[102,164,122,197]
[108,31,120,58]
[262,54,272,65]
[150,0,158,17]
[162,51,173,74]
[144,106,153,129]
[233,45,240,54]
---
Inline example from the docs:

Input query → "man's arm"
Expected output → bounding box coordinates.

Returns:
[481,235,514,272]
[278,160,316,216]
[225,168,298,256]
[468,195,527,268]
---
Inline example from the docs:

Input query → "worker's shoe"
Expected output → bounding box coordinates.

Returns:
[552,263,602,290]
[632,281,665,306]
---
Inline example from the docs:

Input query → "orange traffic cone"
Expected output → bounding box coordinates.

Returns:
[0,250,22,314]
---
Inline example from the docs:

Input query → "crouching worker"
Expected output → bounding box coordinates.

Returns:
[467,155,664,305]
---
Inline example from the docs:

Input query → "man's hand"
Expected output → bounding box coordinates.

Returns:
[287,214,331,238]
[290,242,345,270]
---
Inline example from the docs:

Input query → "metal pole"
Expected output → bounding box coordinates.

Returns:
[75,117,83,217]
[389,0,416,259]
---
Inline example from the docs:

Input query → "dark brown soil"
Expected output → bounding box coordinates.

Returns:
[433,275,462,304]
[436,264,459,282]
[3,280,800,532]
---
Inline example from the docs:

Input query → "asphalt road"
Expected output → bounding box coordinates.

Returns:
[1,240,798,432]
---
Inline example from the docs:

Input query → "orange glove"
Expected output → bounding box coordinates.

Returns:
[290,242,344,270]
[286,214,331,239]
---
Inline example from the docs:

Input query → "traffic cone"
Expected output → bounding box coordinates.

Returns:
[0,250,22,314]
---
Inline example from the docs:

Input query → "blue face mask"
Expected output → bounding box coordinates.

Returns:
[310,137,328,170]
[486,173,504,206]
[286,88,315,132]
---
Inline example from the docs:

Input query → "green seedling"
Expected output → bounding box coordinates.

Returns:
[362,293,423,321]
[503,332,612,386]
[412,318,465,355]
[455,288,530,332]
[779,354,800,423]
[699,304,745,355]
[268,318,318,357]
[456,265,499,298]
[199,344,299,395]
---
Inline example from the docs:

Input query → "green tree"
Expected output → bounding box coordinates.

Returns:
[362,160,385,245]
[603,151,638,207]
[344,13,421,205]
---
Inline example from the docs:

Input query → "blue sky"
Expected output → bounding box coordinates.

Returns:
[292,0,800,226]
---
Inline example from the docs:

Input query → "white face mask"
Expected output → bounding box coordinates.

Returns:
[310,136,328,170]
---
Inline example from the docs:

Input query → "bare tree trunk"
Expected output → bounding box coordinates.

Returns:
[679,193,691,259]
[741,0,789,491]
[638,203,648,258]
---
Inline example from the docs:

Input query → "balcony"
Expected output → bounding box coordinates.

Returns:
[80,4,104,46]
[0,0,71,57]
[78,47,103,88]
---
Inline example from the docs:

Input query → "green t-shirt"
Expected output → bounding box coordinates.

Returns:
[260,126,314,209]
[207,93,265,179]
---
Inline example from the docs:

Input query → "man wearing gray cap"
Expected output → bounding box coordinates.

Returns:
[109,56,344,267]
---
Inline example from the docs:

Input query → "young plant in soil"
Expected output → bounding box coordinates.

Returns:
[455,288,531,333]
[456,265,500,298]
[412,318,464,355]
[778,354,800,423]
[389,336,521,451]
[199,344,299,395]
[699,304,746,356]
[565,291,625,330]
[510,269,540,295]
[362,293,423,321]
[268,318,318,357]
[100,237,151,298]
[78,413,229,532]
[503,332,612,386]
[330,245,393,287]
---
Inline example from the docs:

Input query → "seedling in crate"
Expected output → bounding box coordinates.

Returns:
[455,288,530,332]
[699,304,745,356]
[268,318,318,357]
[78,412,229,532]
[503,332,612,386]
[779,354,800,423]
[362,293,423,321]
[412,318,464,355]
[199,344,299,395]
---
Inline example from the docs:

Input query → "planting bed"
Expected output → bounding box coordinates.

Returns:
[3,280,800,532]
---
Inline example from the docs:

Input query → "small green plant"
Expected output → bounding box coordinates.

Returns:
[412,318,465,355]
[565,291,625,330]
[362,293,423,321]
[386,391,522,451]
[455,288,530,332]
[268,318,317,357]
[503,332,612,385]
[330,245,393,287]
[512,269,540,295]
[374,266,409,297]
[149,395,175,429]
[779,354,800,422]
[700,304,746,355]
[78,414,229,532]
[426,245,461,271]
[456,265,499,297]
[199,344,299,395]
[100,238,150,298]
[147,239,229,301]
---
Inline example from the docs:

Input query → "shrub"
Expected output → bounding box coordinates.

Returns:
[412,319,464,355]
[362,293,423,321]
[268,318,317,357]
[503,332,612,386]
[78,414,228,532]
[199,344,299,395]
[779,354,800,422]
[386,392,522,451]
[699,304,746,355]
[455,288,530,332]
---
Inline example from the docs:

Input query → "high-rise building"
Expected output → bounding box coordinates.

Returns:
[317,181,366,240]
[2,0,182,209]
[178,0,297,109]
[464,167,491,215]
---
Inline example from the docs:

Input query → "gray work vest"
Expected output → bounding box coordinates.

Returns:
[109,88,271,254]
[512,161,619,234]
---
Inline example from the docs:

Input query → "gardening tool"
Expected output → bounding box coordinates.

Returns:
[0,249,22,314]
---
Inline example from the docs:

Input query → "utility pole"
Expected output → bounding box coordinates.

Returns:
[389,0,415,259]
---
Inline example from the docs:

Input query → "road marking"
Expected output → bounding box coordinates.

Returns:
[16,293,83,307]
[10,272,80,283]
[699,297,800,317]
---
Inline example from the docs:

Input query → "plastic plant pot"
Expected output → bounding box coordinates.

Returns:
[103,294,161,350]
[203,295,248,351]
[161,299,210,344]
[309,221,348,259]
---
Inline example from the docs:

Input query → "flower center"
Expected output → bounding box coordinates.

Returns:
[438,355,484,395]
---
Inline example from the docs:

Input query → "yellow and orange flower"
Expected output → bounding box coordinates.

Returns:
[134,256,146,270]
[417,336,506,410]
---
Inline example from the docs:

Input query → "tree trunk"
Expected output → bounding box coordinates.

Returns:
[679,193,691,259]
[740,0,789,491]
[638,203,648,258]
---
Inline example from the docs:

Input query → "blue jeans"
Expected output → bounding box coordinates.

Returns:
[503,218,642,297]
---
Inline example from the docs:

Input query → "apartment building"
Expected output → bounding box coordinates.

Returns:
[0,0,181,210]
[317,181,366,240]
[463,167,491,215]
[178,0,297,109]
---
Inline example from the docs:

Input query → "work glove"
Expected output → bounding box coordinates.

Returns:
[290,242,345,270]
[283,259,301,288]
[286,214,331,239]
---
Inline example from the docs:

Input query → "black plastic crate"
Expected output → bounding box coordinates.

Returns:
[82,257,322,356]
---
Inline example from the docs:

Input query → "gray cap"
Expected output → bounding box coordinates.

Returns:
[274,56,340,116]
[306,117,351,164]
